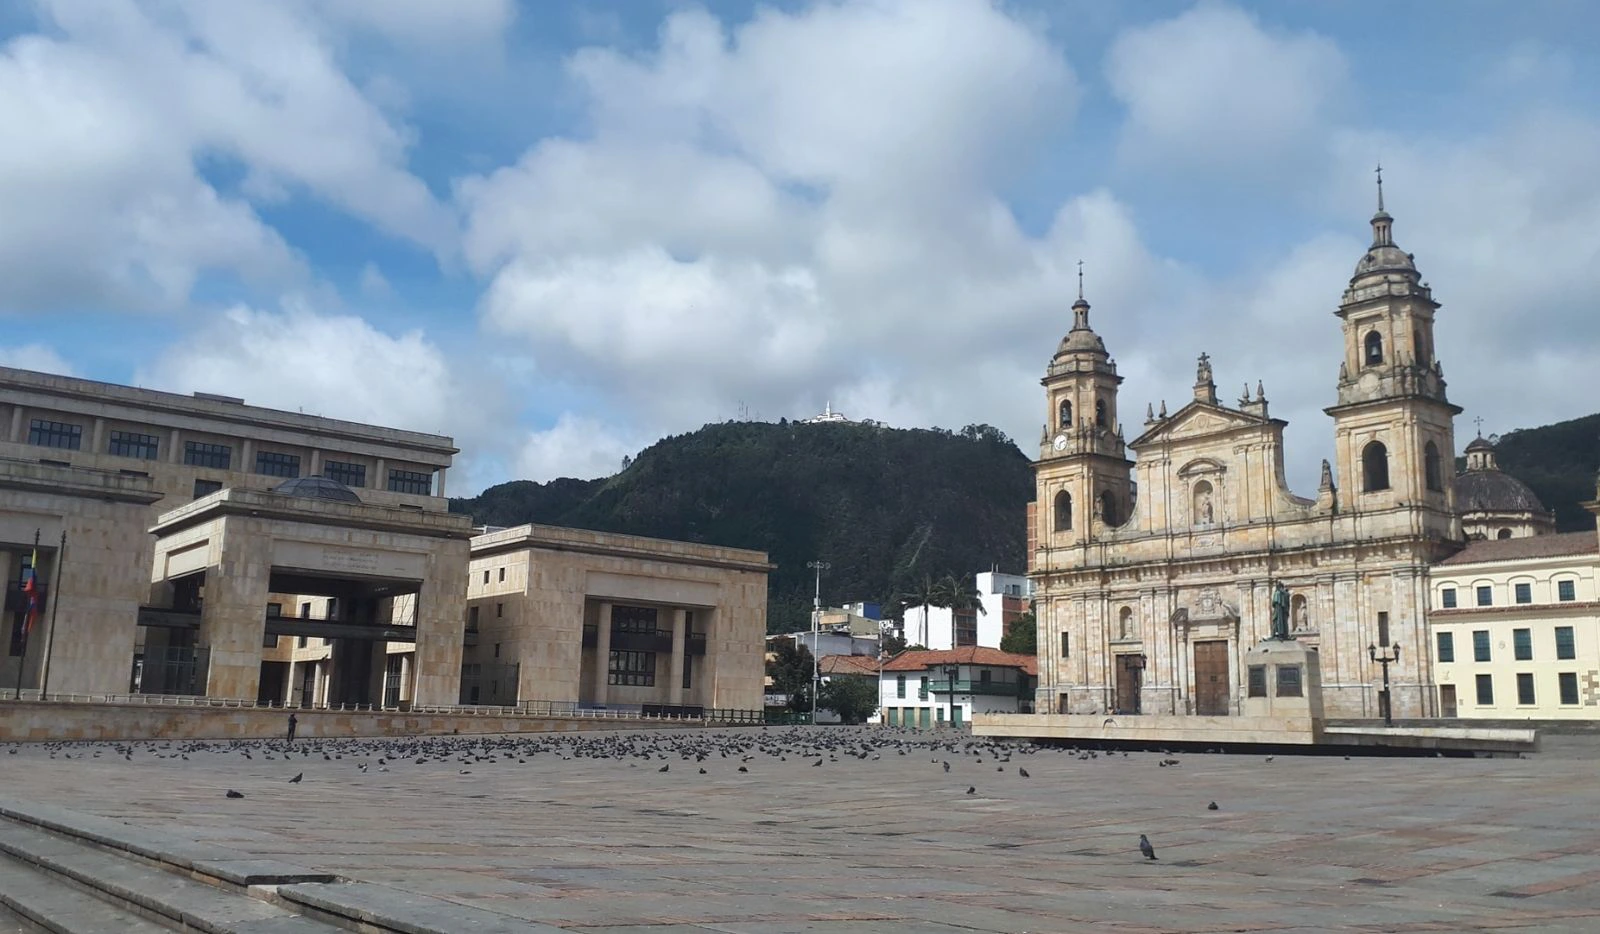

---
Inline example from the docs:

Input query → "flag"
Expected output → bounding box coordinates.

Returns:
[20,543,39,638]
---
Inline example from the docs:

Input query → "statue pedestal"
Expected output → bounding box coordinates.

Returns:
[1241,639,1323,722]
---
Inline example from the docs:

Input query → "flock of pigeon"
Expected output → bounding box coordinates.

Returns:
[8,726,1235,861]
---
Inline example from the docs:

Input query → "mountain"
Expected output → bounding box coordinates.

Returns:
[450,421,1033,633]
[1491,413,1600,532]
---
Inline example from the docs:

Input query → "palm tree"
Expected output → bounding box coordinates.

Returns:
[903,574,940,648]
[933,573,986,647]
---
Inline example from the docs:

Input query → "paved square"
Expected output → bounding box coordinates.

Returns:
[2,727,1598,933]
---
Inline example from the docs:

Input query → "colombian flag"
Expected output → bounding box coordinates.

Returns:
[20,545,38,638]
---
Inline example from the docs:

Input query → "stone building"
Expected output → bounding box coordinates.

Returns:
[463,524,770,713]
[1030,190,1463,719]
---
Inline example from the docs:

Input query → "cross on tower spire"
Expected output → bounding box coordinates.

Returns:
[1077,259,1085,301]
[1375,163,1384,212]
[1473,415,1484,438]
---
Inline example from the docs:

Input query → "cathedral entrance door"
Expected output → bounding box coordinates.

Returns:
[1193,640,1230,716]
[1114,655,1143,714]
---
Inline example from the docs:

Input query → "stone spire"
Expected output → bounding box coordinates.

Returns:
[1371,163,1394,247]
[1194,352,1216,405]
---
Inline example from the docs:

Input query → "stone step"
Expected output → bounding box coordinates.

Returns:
[0,821,340,934]
[276,881,568,934]
[0,852,176,933]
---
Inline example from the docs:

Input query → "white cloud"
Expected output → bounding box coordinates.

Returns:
[312,0,515,48]
[1105,3,1347,177]
[0,343,76,377]
[358,262,393,299]
[515,414,643,483]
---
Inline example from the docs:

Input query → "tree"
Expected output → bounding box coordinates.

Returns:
[765,640,815,712]
[900,574,942,648]
[819,676,879,724]
[1000,607,1036,655]
[933,573,985,646]
[878,621,907,657]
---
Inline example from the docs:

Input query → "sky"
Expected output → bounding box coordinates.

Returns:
[2,0,1598,496]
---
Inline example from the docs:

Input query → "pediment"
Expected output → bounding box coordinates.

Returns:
[1131,402,1268,448]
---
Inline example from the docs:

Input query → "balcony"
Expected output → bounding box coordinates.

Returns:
[928,679,1028,698]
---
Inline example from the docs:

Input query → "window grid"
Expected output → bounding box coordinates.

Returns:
[608,649,655,686]
[1516,672,1535,706]
[1060,631,1070,658]
[1441,587,1457,609]
[895,675,906,699]
[1558,580,1576,602]
[1475,673,1494,706]
[1513,628,1532,661]
[1555,626,1576,660]
[322,460,367,488]
[1472,630,1491,663]
[108,430,159,460]
[255,450,301,478]
[184,441,232,469]
[1436,631,1454,663]
[1514,582,1532,605]
[27,419,81,450]
[192,479,223,499]
[1475,585,1493,607]
[1558,672,1579,705]
[387,468,432,495]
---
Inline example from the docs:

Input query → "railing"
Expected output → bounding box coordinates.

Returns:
[928,679,1028,698]
[578,625,705,655]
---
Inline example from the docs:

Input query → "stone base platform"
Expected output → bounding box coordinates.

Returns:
[0,700,716,743]
[973,712,1538,756]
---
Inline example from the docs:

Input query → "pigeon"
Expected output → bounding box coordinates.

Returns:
[1207,801,1219,811]
[1018,768,1030,778]
[225,790,244,799]
[942,761,951,772]
[1264,756,1275,763]
[966,786,976,795]
[288,772,303,784]
[1139,834,1157,860]
[737,766,748,773]
[698,768,706,774]
[658,764,669,773]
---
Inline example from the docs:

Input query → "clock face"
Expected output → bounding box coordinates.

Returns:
[1053,434,1069,451]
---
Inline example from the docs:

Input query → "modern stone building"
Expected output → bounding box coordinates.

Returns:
[464,524,770,713]
[1030,190,1463,719]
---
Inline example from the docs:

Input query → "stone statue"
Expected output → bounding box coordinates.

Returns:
[1196,352,1213,385]
[1269,581,1291,641]
[1198,490,1214,525]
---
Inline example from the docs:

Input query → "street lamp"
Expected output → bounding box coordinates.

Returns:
[945,665,959,728]
[1369,641,1401,727]
[807,560,830,725]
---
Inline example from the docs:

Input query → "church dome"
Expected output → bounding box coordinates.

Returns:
[1452,469,1547,514]
[1464,435,1495,454]
[1352,241,1418,279]
[1055,298,1108,357]
[272,475,362,503]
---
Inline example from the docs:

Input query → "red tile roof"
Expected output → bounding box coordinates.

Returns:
[881,646,1037,676]
[1435,530,1597,566]
[818,654,881,677]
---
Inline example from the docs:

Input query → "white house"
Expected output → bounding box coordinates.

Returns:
[902,571,1034,650]
[878,647,1036,728]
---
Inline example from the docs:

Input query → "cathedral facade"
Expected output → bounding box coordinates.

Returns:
[1029,194,1463,719]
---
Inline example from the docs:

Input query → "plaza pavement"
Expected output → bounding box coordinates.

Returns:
[0,726,1597,933]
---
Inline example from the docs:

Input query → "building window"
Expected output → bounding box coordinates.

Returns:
[297,635,308,648]
[27,419,81,450]
[1514,582,1532,605]
[1054,490,1072,532]
[1424,441,1442,493]
[1555,626,1575,660]
[1558,672,1579,705]
[1497,528,1512,540]
[1364,330,1384,365]
[1441,587,1456,609]
[496,603,503,619]
[1475,674,1493,706]
[1516,673,1535,706]
[1361,441,1390,492]
[387,468,432,495]
[322,460,367,488]
[954,612,977,647]
[895,675,906,699]
[108,430,159,460]
[612,605,658,633]
[1058,399,1071,431]
[299,602,311,618]
[1476,585,1492,607]
[1513,628,1532,661]
[1436,631,1454,663]
[183,441,231,469]
[263,632,279,648]
[1247,665,1267,698]
[255,450,301,478]
[1377,612,1390,647]
[267,603,282,618]
[498,567,506,582]
[482,570,489,584]
[1473,630,1490,662]
[192,479,223,498]
[608,649,655,686]
[918,676,930,700]
[1558,580,1576,602]
[979,668,991,683]
[494,643,500,659]
[1060,631,1070,658]
[468,606,479,630]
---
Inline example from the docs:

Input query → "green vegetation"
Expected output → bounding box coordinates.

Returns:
[1490,414,1600,532]
[818,675,879,725]
[765,639,814,713]
[451,420,1032,633]
[999,607,1036,655]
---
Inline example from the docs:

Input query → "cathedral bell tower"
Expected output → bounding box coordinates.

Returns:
[1036,272,1134,549]
[1326,169,1460,515]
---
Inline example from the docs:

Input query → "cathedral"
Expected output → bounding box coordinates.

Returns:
[1028,185,1464,719]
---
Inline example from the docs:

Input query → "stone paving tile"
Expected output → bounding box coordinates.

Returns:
[2,728,1599,932]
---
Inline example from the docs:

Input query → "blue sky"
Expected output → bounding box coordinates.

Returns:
[2,0,1598,495]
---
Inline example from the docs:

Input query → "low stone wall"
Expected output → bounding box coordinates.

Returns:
[0,701,698,742]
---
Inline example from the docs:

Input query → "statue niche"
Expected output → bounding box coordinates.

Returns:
[1192,480,1215,527]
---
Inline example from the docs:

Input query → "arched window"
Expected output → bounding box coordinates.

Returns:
[1424,441,1442,492]
[1094,399,1107,429]
[1100,490,1119,526]
[1118,606,1136,641]
[1058,399,1072,431]
[1054,490,1072,532]
[1413,328,1428,365]
[1290,593,1308,631]
[1497,528,1513,540]
[1192,479,1215,526]
[1362,441,1390,492]
[1364,331,1384,366]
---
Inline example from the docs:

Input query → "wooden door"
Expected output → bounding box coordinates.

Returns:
[1193,640,1230,716]
[1440,684,1457,718]
[1115,655,1144,714]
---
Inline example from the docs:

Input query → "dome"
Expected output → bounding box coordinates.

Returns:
[272,475,362,504]
[1352,243,1417,280]
[1055,298,1108,357]
[1464,435,1495,454]
[1452,469,1546,514]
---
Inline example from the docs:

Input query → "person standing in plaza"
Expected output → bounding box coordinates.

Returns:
[286,712,298,743]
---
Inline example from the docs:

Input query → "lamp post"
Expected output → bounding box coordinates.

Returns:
[1369,641,1401,727]
[945,665,959,728]
[807,560,830,725]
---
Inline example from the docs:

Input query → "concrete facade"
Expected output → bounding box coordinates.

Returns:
[1031,198,1462,720]
[465,524,771,712]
